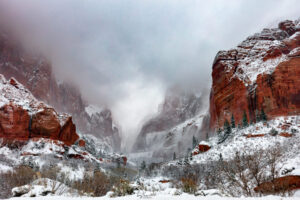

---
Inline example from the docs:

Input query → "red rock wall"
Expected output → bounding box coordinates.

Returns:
[209,20,300,130]
[0,104,79,146]
[0,103,30,140]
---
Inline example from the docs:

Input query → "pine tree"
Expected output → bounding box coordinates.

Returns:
[140,160,146,171]
[217,128,222,135]
[256,109,261,122]
[192,136,198,149]
[184,156,189,165]
[260,108,267,122]
[224,119,231,136]
[173,152,176,160]
[242,111,249,128]
[231,114,235,129]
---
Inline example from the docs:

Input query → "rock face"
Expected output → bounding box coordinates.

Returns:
[0,74,79,145]
[132,87,207,160]
[0,103,30,140]
[210,20,300,130]
[0,31,121,151]
[254,175,300,194]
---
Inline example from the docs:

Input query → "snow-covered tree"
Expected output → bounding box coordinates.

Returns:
[140,161,146,171]
[192,136,198,149]
[231,114,236,129]
[242,111,249,128]
[260,108,267,122]
[224,119,231,136]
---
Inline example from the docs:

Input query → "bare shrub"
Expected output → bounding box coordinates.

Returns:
[72,170,111,196]
[111,179,134,197]
[218,147,283,197]
[180,177,197,194]
[0,165,36,198]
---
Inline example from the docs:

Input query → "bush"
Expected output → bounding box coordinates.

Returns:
[112,179,134,197]
[0,165,36,198]
[72,170,111,196]
[269,128,278,136]
[180,178,198,194]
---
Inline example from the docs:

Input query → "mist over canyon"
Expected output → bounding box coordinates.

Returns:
[0,0,299,151]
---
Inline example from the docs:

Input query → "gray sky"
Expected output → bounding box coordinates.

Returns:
[0,0,299,147]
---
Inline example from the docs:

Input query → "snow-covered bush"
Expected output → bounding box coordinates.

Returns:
[217,147,283,197]
[72,170,111,196]
[111,179,134,197]
[269,128,279,136]
[0,165,36,198]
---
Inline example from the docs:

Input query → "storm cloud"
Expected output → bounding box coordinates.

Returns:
[0,0,299,148]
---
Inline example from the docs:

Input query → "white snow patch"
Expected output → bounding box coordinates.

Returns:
[85,105,103,117]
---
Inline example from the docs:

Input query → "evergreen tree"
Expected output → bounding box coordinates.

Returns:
[189,153,193,161]
[192,136,198,149]
[231,114,236,129]
[140,160,146,171]
[260,108,267,122]
[242,111,249,128]
[224,119,231,136]
[217,128,222,135]
[256,109,261,122]
[173,152,176,160]
[184,156,189,165]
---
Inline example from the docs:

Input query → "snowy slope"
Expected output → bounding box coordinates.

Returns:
[167,115,300,178]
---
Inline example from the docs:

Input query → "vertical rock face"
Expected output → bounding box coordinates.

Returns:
[0,75,79,145]
[0,103,30,140]
[0,31,121,150]
[210,20,300,130]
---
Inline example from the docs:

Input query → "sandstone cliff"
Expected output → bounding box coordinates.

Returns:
[210,19,300,130]
[0,75,79,145]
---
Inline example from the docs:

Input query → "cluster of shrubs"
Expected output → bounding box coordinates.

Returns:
[0,162,136,198]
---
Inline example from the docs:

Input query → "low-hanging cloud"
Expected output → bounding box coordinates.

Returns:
[0,0,299,148]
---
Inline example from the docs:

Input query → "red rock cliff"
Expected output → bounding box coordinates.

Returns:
[0,75,79,145]
[210,20,300,130]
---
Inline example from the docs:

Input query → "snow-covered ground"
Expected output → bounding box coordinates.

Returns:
[8,192,300,199]
[167,115,300,176]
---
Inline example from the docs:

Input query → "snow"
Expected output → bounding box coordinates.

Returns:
[0,74,71,126]
[8,193,300,199]
[12,178,79,197]
[0,163,13,173]
[85,105,103,118]
[130,112,206,163]
[236,54,288,85]
[190,116,299,164]
[59,165,85,180]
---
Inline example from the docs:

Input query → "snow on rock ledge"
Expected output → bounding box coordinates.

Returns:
[0,75,79,145]
[210,19,300,130]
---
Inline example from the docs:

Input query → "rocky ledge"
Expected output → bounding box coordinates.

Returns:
[0,74,79,146]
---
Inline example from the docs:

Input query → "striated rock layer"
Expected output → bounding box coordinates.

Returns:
[210,20,300,130]
[0,75,79,145]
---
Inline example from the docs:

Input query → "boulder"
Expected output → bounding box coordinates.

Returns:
[31,108,61,139]
[254,175,300,194]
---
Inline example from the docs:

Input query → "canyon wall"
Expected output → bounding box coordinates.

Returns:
[210,20,300,130]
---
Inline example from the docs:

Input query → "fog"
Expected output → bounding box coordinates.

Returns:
[0,0,299,148]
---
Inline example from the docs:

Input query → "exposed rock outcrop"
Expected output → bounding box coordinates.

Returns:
[210,19,300,130]
[0,74,79,145]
